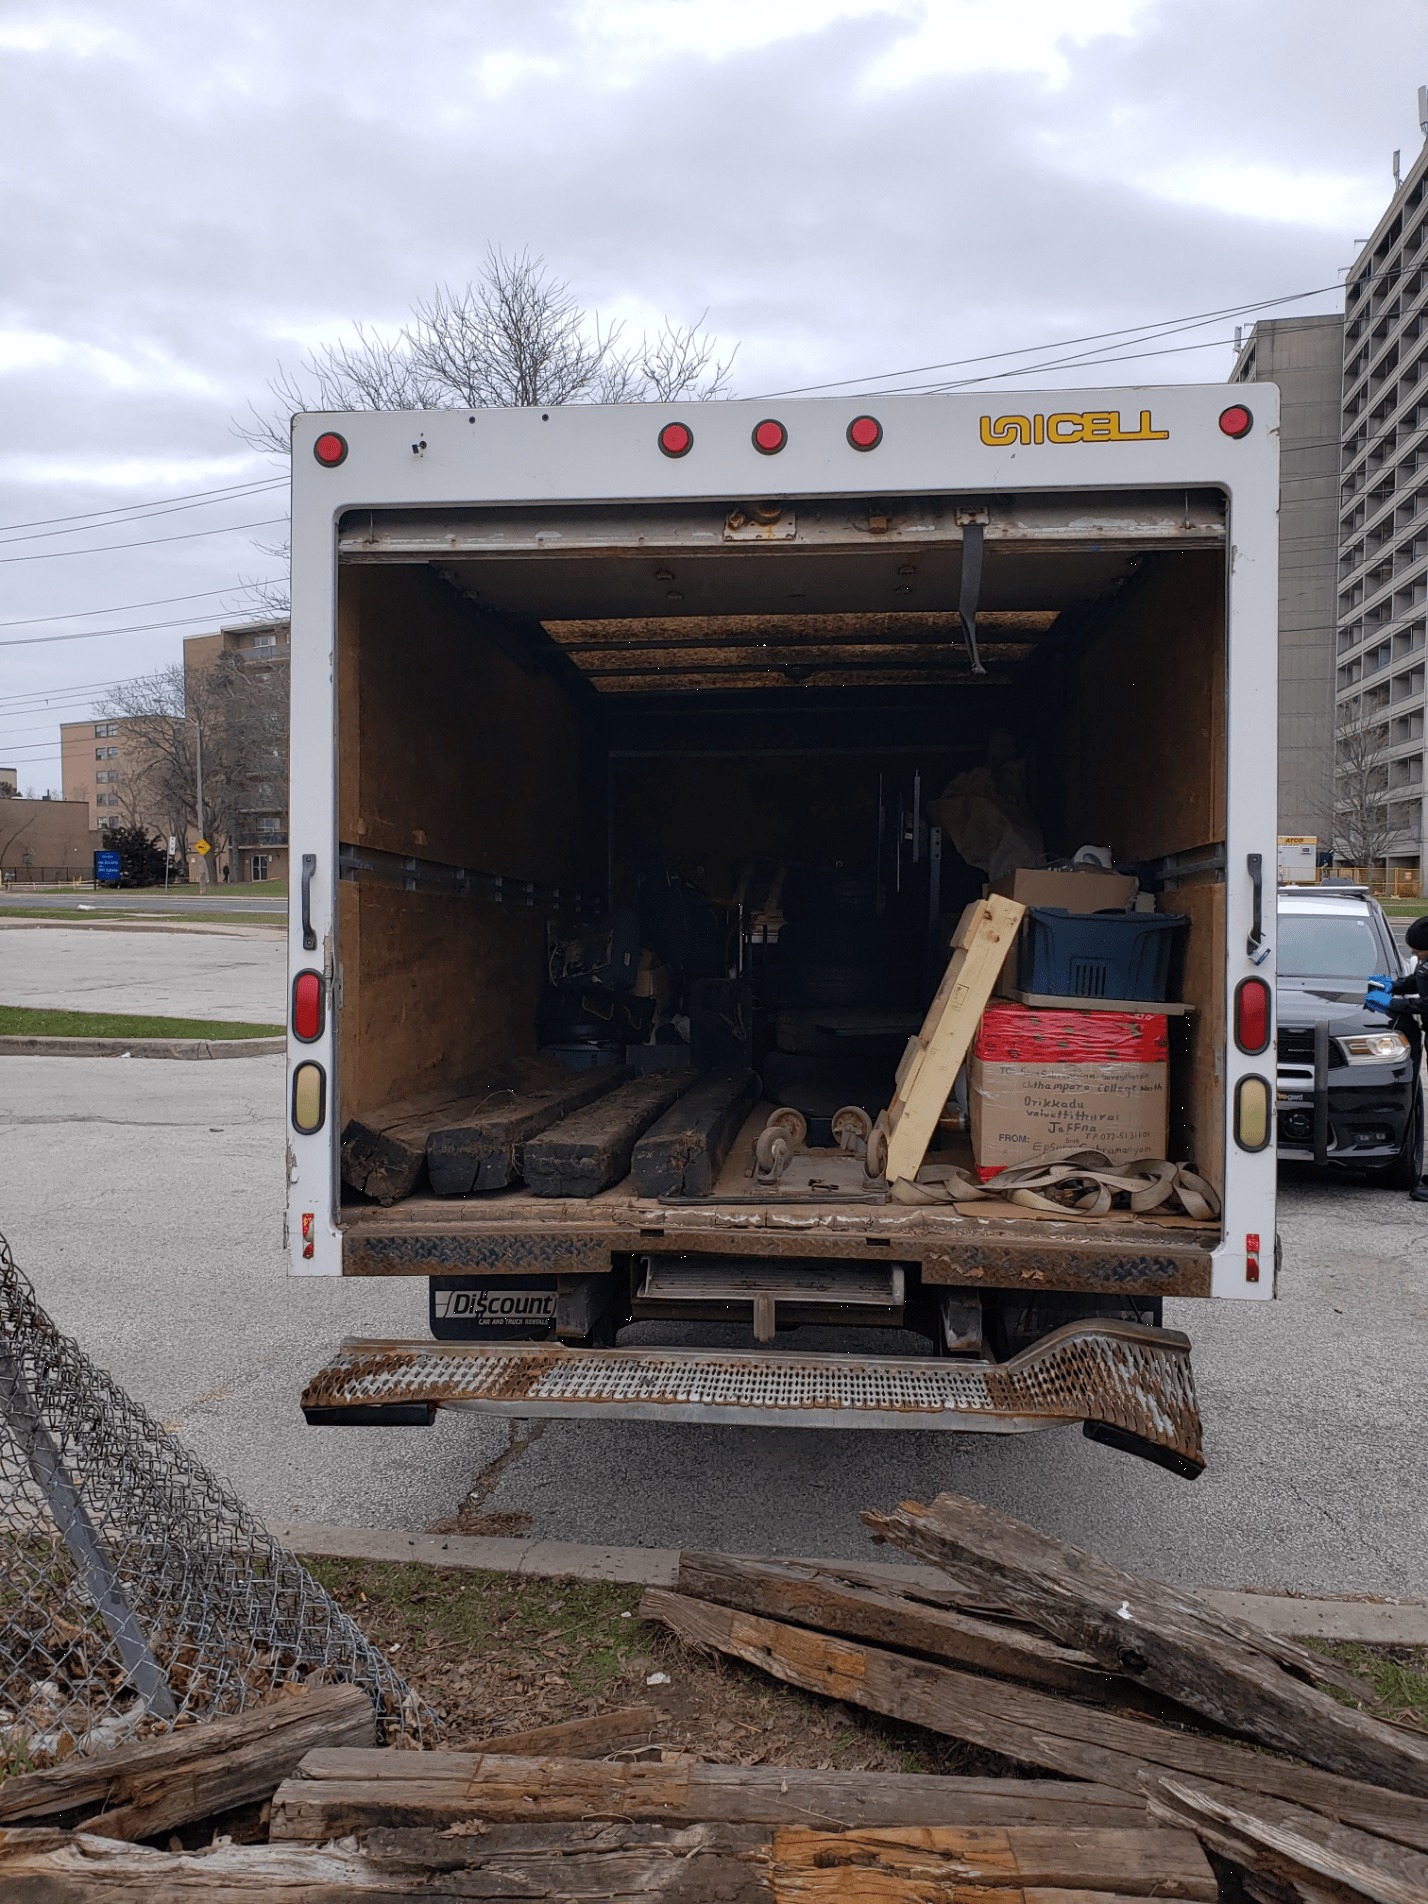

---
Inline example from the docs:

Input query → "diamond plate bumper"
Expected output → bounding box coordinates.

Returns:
[302,1320,1203,1474]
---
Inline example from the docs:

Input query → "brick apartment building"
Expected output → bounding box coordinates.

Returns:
[60,618,290,883]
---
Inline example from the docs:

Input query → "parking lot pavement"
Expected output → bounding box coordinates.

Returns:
[5,1050,1427,1596]
[0,925,285,1021]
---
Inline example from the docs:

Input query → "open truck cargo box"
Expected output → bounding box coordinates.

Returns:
[288,390,1280,1466]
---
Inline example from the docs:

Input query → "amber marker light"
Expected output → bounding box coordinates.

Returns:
[292,1062,326,1134]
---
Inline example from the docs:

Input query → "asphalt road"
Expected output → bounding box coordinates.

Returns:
[0,890,285,915]
[3,1041,1426,1595]
[0,925,285,1022]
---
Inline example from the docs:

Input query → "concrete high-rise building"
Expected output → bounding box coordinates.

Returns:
[1230,314,1344,844]
[1331,137,1428,881]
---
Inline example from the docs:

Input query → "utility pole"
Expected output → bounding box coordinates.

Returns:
[194,716,207,893]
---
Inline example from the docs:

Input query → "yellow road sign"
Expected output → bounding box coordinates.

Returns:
[193,837,211,856]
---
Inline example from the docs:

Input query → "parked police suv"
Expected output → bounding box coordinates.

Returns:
[1275,886,1424,1185]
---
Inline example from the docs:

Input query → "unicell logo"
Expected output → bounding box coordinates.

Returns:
[434,1288,555,1322]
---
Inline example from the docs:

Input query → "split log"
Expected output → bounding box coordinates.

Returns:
[859,1496,1428,1798]
[631,1068,762,1197]
[523,1072,697,1198]
[1144,1772,1428,1904]
[0,1818,769,1901]
[425,1066,631,1195]
[765,1822,1216,1900]
[675,1552,1191,1712]
[271,1746,1148,1840]
[640,1589,1428,1854]
[0,1681,374,1843]
[341,1088,488,1203]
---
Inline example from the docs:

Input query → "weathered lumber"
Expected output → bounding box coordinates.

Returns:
[0,1818,769,1901]
[675,1551,1189,1711]
[640,1589,1428,1853]
[885,895,1025,1184]
[272,1747,1148,1840]
[1144,1772,1428,1904]
[0,1681,374,1843]
[630,1068,762,1197]
[523,1072,697,1198]
[859,1495,1427,1797]
[472,1705,658,1758]
[426,1065,632,1195]
[766,1822,1216,1900]
[341,1088,486,1202]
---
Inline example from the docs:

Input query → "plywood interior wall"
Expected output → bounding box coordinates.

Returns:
[1167,879,1226,1191]
[1053,552,1226,862]
[337,565,601,1119]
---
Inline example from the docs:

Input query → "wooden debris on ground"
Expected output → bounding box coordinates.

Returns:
[0,1680,373,1841]
[8,1494,1427,1900]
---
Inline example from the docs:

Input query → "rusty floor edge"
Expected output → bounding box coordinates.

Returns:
[269,1521,1428,1641]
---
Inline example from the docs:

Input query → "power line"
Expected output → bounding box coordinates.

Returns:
[0,673,147,707]
[880,334,1238,397]
[0,516,288,566]
[752,284,1344,400]
[0,475,284,536]
[0,482,288,549]
[0,583,284,631]
[0,610,282,649]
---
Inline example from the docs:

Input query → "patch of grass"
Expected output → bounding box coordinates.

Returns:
[0,1006,282,1040]
[305,1557,1036,1775]
[0,908,284,928]
[1303,1637,1428,1729]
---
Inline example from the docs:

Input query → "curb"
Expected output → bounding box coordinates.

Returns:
[0,1034,286,1060]
[270,1521,1428,1643]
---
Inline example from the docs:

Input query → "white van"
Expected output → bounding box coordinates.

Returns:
[286,385,1280,1476]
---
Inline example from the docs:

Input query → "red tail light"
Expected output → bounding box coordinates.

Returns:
[752,419,787,454]
[1218,405,1253,439]
[313,431,348,466]
[658,421,693,458]
[847,415,882,450]
[1235,976,1270,1054]
[292,969,325,1043]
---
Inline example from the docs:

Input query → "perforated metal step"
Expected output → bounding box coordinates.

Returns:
[302,1320,1203,1471]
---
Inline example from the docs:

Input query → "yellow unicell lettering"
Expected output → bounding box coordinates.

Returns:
[1115,409,1169,441]
[1033,414,1044,444]
[1046,413,1084,442]
[1082,412,1115,440]
[979,415,1031,446]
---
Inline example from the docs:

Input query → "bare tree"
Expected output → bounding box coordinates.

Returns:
[100,652,289,881]
[1332,713,1395,868]
[237,248,735,457]
[0,804,38,875]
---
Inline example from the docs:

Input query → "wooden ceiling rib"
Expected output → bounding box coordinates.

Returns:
[539,610,1060,692]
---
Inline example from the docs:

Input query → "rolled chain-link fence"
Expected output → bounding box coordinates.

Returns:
[0,1229,429,1762]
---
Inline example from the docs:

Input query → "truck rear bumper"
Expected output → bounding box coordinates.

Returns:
[302,1318,1204,1475]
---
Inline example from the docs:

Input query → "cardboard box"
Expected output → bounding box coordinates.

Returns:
[991,867,1139,913]
[968,1003,1168,1179]
[969,1059,1167,1177]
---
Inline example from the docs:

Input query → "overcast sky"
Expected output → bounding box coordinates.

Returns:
[1,0,1421,794]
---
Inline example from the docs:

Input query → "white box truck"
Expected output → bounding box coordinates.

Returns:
[289,385,1280,1477]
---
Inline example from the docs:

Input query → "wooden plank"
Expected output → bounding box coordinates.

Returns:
[860,1495,1428,1798]
[342,1088,496,1203]
[674,1551,1166,1708]
[767,1823,1216,1900]
[0,1819,771,1901]
[524,1072,697,1198]
[885,896,1025,1185]
[0,1682,374,1842]
[426,1065,632,1195]
[631,1069,762,1197]
[274,1748,1148,1840]
[639,1589,1428,1852]
[1145,1772,1428,1904]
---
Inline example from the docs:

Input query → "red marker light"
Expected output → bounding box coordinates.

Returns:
[1234,975,1271,1054]
[658,421,693,458]
[313,431,348,466]
[847,415,882,451]
[752,418,787,455]
[292,969,325,1043]
[1218,405,1253,439]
